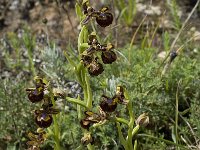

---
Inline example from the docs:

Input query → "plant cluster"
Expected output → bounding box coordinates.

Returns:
[24,1,150,149]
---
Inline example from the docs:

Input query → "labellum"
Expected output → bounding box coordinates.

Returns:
[34,110,53,128]
[100,95,117,112]
[87,60,104,76]
[27,89,44,103]
[96,12,113,27]
[101,50,117,64]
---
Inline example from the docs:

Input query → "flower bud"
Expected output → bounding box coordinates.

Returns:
[169,51,177,62]
[42,18,48,24]
[135,113,149,127]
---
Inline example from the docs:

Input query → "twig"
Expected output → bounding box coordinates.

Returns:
[160,0,200,75]
[62,4,76,37]
[175,79,182,149]
[179,114,198,146]
[0,0,12,20]
[128,15,147,64]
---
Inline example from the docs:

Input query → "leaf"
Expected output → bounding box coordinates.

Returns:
[75,3,83,20]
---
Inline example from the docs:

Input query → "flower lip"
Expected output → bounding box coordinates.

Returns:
[27,89,44,103]
[34,105,59,128]
[88,60,104,76]
[100,95,117,112]
[35,112,53,128]
[101,50,117,64]
[96,12,113,27]
[81,4,113,27]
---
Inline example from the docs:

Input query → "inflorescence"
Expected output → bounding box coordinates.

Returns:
[25,1,149,149]
[81,33,117,76]
[26,77,60,149]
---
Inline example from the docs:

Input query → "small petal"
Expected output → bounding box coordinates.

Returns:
[114,86,128,105]
[82,15,91,25]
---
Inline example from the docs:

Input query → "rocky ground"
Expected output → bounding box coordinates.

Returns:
[0,0,199,46]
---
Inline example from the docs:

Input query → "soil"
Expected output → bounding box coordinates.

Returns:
[0,0,199,61]
[0,0,199,45]
[0,0,78,48]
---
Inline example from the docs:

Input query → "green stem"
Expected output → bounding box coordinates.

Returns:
[78,25,88,54]
[28,54,36,76]
[23,29,36,76]
[116,122,129,150]
[76,63,85,87]
[66,97,87,108]
[52,115,61,150]
[77,95,82,119]
[133,139,138,150]
[50,89,60,150]
[85,74,92,109]
[76,63,88,106]
[124,89,135,149]
[80,68,89,105]
[90,21,97,34]
[175,80,181,150]
[83,87,88,105]
[175,86,179,148]
[127,100,134,149]
[114,117,129,125]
